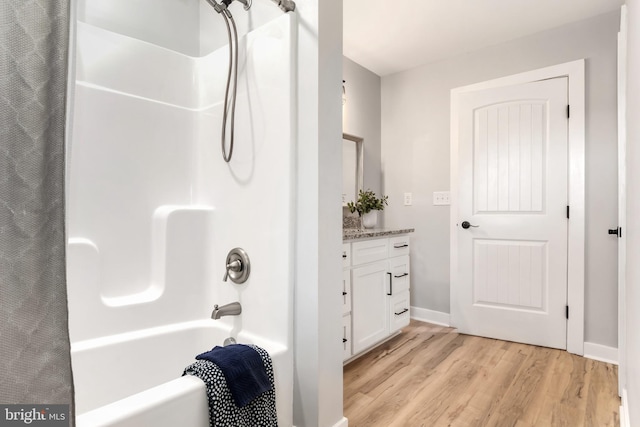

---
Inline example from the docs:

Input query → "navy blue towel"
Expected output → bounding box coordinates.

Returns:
[196,344,272,407]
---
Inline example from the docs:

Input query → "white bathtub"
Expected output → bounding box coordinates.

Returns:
[72,321,289,427]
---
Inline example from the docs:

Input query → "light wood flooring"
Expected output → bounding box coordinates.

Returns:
[344,320,620,427]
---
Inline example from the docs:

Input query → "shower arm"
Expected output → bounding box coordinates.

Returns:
[271,0,295,12]
[205,0,231,17]
[207,0,294,14]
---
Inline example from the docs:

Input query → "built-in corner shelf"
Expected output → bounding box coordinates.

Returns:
[341,228,414,363]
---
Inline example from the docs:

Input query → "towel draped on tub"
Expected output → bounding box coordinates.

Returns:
[183,344,278,427]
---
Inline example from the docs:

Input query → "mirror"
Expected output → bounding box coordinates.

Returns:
[342,133,363,206]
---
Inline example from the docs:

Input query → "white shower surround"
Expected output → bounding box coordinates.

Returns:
[67,2,295,425]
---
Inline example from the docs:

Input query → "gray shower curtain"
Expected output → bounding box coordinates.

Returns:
[0,0,74,420]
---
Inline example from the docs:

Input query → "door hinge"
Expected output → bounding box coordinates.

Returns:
[566,305,569,319]
[566,205,570,219]
[567,105,570,119]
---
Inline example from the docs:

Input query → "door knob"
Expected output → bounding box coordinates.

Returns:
[461,221,479,229]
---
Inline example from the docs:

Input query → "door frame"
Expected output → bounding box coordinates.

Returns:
[450,60,585,355]
[617,5,627,397]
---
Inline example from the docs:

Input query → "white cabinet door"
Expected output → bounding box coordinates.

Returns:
[342,269,351,315]
[351,260,389,354]
[342,243,351,268]
[342,314,352,361]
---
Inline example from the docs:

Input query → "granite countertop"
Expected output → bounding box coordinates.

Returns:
[343,227,415,241]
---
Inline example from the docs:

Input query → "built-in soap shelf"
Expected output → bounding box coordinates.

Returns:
[67,205,215,343]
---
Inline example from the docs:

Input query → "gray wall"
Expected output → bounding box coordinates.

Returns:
[624,0,639,423]
[343,57,382,197]
[381,11,620,348]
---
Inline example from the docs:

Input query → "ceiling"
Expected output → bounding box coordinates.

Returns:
[343,0,624,76]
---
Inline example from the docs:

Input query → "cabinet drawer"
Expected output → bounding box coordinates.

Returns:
[389,290,410,333]
[342,269,351,315]
[389,255,410,295]
[342,314,352,361]
[389,235,410,258]
[352,238,389,266]
[342,243,351,268]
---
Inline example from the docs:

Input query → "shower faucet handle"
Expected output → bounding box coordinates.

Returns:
[223,248,251,284]
[223,259,242,282]
[227,259,242,272]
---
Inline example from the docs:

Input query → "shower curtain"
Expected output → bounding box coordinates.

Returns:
[0,0,74,420]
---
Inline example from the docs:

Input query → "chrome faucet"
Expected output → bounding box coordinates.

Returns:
[211,302,242,319]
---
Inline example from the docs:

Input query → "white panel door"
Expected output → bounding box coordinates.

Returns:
[453,77,569,349]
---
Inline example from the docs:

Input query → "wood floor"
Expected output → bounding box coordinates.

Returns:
[344,320,620,427]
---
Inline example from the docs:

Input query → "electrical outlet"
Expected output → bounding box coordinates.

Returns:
[433,191,450,206]
[404,193,412,206]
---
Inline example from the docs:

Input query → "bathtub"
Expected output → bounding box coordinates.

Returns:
[72,320,289,427]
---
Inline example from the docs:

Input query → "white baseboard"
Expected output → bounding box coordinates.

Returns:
[620,389,630,427]
[333,416,349,427]
[583,342,618,365]
[410,306,450,327]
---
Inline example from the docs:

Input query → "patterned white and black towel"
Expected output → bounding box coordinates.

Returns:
[183,344,278,427]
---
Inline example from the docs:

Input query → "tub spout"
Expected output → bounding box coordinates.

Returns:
[211,302,242,319]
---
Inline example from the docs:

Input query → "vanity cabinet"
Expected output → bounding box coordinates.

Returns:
[342,233,411,361]
[342,243,352,361]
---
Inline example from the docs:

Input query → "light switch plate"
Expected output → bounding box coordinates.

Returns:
[433,191,450,206]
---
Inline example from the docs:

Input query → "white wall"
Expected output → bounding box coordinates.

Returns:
[293,0,345,426]
[624,0,640,423]
[342,58,382,196]
[77,0,201,55]
[381,11,620,347]
[199,0,281,55]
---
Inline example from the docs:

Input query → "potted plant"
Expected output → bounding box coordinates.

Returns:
[347,189,388,229]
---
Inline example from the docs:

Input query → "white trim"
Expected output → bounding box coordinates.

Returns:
[583,342,619,365]
[450,59,586,355]
[332,417,349,427]
[618,3,628,398]
[411,307,451,327]
[620,389,630,427]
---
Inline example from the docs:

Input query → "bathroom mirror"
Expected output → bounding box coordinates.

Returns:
[342,133,363,206]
